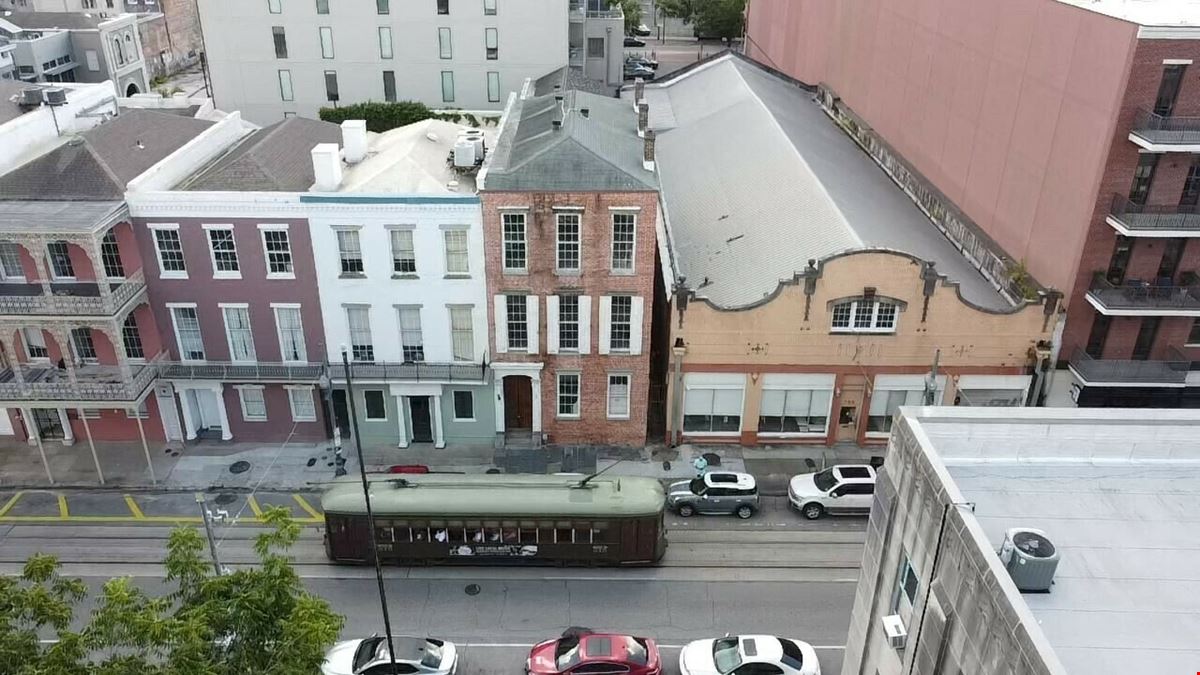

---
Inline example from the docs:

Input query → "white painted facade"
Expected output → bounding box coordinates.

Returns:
[197,0,569,125]
[0,80,120,175]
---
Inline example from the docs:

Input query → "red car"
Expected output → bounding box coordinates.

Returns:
[386,464,429,474]
[527,632,660,675]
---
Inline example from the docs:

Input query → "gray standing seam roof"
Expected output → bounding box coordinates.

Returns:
[484,89,657,192]
[182,116,342,192]
[637,54,1009,311]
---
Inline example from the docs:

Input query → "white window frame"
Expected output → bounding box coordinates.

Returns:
[319,26,334,59]
[148,223,186,279]
[272,303,307,363]
[448,304,474,362]
[443,227,469,275]
[758,387,833,437]
[345,305,374,361]
[203,224,240,280]
[607,372,631,420]
[236,385,268,422]
[363,389,388,421]
[610,208,637,274]
[389,226,417,276]
[452,390,475,421]
[378,26,393,59]
[23,327,49,360]
[501,210,527,273]
[336,227,365,276]
[682,374,745,436]
[555,210,581,273]
[286,385,318,422]
[167,302,205,362]
[557,371,581,419]
[220,303,257,364]
[258,224,294,279]
[504,294,528,351]
[831,298,899,334]
[0,242,26,282]
[396,305,425,363]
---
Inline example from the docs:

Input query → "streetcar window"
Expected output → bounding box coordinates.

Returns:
[484,521,502,543]
[538,523,555,544]
[520,521,538,543]
[556,521,573,543]
[502,526,518,543]
[413,521,431,542]
[376,526,394,543]
[593,521,614,542]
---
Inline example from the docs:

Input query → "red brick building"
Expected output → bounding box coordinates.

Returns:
[480,89,660,447]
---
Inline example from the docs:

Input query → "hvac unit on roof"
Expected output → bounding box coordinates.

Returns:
[999,528,1059,593]
[19,87,42,106]
[458,128,485,159]
[452,139,477,167]
[43,88,66,106]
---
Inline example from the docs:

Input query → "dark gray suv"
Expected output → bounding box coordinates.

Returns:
[666,471,759,519]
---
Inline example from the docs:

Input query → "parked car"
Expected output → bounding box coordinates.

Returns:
[626,55,658,69]
[679,635,820,675]
[788,464,877,520]
[387,464,430,474]
[632,23,652,36]
[666,471,758,519]
[322,636,457,675]
[527,631,661,675]
[623,63,656,81]
[624,36,647,47]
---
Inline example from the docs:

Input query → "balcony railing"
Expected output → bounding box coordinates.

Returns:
[1109,193,1200,234]
[0,269,146,317]
[336,361,487,382]
[1069,348,1191,387]
[0,359,158,403]
[159,361,325,382]
[1130,108,1200,147]
[568,0,622,18]
[1086,274,1200,315]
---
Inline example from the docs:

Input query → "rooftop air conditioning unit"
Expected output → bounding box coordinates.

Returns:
[458,128,485,158]
[452,139,476,167]
[19,87,42,106]
[999,527,1059,593]
[43,87,66,106]
[881,615,907,650]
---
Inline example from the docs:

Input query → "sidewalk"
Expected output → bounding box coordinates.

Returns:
[0,436,883,494]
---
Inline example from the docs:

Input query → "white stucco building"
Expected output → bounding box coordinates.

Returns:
[197,0,569,125]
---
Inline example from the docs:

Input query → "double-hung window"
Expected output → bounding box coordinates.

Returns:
[449,305,473,361]
[337,229,364,275]
[171,305,205,361]
[274,305,307,362]
[397,306,425,362]
[609,295,632,351]
[206,227,239,278]
[557,372,580,418]
[390,229,416,274]
[505,295,527,350]
[222,305,256,363]
[346,307,374,361]
[556,212,580,272]
[611,212,636,272]
[261,226,294,278]
[364,390,387,420]
[23,328,48,359]
[239,387,267,422]
[71,328,97,363]
[444,229,469,274]
[607,373,630,419]
[47,241,74,279]
[122,315,144,360]
[830,298,898,333]
[152,226,186,277]
[558,295,579,351]
[0,243,25,281]
[100,230,124,278]
[288,387,317,422]
[502,212,526,272]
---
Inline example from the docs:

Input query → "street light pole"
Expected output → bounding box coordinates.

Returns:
[341,347,398,669]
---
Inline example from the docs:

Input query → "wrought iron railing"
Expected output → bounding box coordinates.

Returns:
[1087,273,1200,313]
[159,361,325,382]
[0,269,145,316]
[1109,193,1200,232]
[1069,348,1190,386]
[1131,107,1200,145]
[0,359,158,403]
[334,361,487,382]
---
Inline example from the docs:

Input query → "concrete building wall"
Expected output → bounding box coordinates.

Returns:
[0,80,119,175]
[198,0,568,125]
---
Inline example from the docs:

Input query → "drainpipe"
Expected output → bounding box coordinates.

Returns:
[668,338,686,447]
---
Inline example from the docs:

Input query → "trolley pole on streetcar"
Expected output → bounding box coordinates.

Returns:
[341,347,398,669]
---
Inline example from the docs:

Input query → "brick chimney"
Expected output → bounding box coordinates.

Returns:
[637,100,648,138]
[634,78,644,109]
[643,129,655,172]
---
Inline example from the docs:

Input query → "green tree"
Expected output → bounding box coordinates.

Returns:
[694,0,746,43]
[0,554,91,675]
[608,0,643,36]
[657,0,699,22]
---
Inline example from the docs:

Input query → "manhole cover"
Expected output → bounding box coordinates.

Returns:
[229,461,251,474]
[213,492,237,506]
[464,584,481,596]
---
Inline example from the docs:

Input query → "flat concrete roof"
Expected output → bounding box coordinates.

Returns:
[339,119,496,196]
[907,408,1200,675]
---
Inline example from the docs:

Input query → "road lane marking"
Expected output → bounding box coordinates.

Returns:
[293,494,323,520]
[0,515,203,523]
[0,492,22,518]
[124,495,146,520]
[247,495,264,519]
[57,494,69,519]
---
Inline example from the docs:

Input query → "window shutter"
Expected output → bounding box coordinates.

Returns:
[629,296,644,355]
[598,295,612,355]
[546,295,560,355]
[578,295,592,355]
[493,294,508,353]
[526,294,539,354]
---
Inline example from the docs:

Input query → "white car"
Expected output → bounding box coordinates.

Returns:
[322,635,457,675]
[679,635,820,675]
[788,464,876,520]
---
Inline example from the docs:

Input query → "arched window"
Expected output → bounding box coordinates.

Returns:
[113,38,124,66]
[830,297,901,333]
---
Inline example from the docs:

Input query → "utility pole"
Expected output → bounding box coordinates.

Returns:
[923,348,941,405]
[196,493,224,576]
[342,348,398,669]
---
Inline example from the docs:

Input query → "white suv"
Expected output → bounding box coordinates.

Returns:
[788,464,877,519]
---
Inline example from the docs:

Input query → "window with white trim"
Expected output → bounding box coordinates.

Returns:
[23,328,48,359]
[892,552,919,619]
[449,305,473,361]
[239,387,267,422]
[100,230,124,278]
[558,294,579,351]
[71,327,97,362]
[337,230,364,275]
[122,315,144,360]
[153,228,186,276]
[222,306,256,362]
[207,228,239,276]
[609,295,632,351]
[453,390,473,420]
[397,306,424,362]
[557,372,580,418]
[607,373,630,419]
[683,387,743,433]
[262,228,293,277]
[171,306,205,361]
[611,212,635,272]
[391,229,416,274]
[47,241,74,279]
[759,389,831,434]
[867,389,923,434]
[288,387,317,422]
[274,306,307,362]
[363,390,387,420]
[0,243,25,280]
[556,212,580,272]
[831,298,898,333]
[505,295,527,350]
[443,229,469,274]
[502,212,526,272]
[346,306,373,361]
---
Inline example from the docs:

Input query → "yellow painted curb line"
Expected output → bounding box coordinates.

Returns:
[293,494,323,520]
[247,495,264,519]
[57,495,69,519]
[0,492,22,518]
[124,495,146,520]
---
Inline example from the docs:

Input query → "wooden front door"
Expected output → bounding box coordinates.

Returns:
[409,396,434,443]
[836,376,866,443]
[503,376,532,430]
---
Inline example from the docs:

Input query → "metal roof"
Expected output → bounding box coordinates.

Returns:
[483,89,657,192]
[0,200,125,233]
[320,474,665,518]
[182,116,341,192]
[635,54,1009,311]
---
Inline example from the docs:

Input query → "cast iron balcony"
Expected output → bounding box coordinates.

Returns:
[1068,348,1190,387]
[1130,108,1200,150]
[159,361,325,383]
[1086,274,1200,316]
[333,361,488,382]
[0,359,159,404]
[1107,194,1200,236]
[0,269,146,317]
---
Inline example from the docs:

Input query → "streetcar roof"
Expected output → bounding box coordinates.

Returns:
[320,474,667,518]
